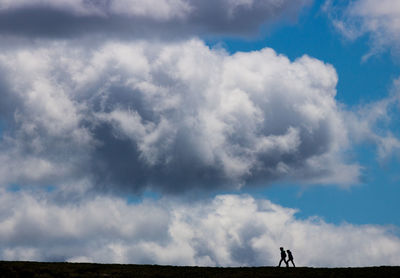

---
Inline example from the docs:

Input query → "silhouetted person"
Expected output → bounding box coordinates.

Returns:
[278,247,288,267]
[287,250,295,267]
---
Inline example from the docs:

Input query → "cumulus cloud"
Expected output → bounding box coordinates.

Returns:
[0,39,362,194]
[324,0,400,59]
[0,191,399,266]
[0,0,310,38]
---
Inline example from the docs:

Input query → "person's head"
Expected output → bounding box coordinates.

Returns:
[287,250,291,253]
[280,247,284,251]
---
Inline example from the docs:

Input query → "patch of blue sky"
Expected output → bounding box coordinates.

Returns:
[6,184,23,193]
[0,119,5,138]
[126,189,162,205]
[6,183,56,193]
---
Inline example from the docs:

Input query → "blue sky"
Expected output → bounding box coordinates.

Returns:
[0,0,400,267]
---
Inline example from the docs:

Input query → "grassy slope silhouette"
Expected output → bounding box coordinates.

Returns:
[1,261,400,278]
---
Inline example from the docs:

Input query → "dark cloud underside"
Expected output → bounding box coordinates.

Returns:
[0,0,310,38]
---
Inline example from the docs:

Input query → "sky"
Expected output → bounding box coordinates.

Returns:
[0,0,399,267]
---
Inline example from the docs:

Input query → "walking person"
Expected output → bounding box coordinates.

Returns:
[287,249,295,267]
[278,247,288,267]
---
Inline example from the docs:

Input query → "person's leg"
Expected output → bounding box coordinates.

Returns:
[285,259,289,267]
[278,258,282,266]
[290,260,295,267]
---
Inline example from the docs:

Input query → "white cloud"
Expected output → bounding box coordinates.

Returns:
[0,0,310,38]
[0,0,192,19]
[0,39,361,193]
[0,191,399,266]
[324,0,400,59]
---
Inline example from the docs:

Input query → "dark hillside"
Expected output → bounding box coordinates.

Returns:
[0,261,399,278]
